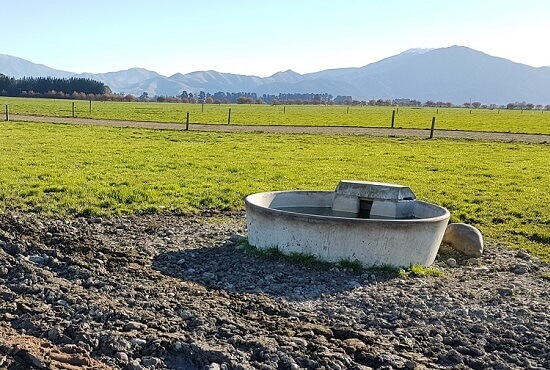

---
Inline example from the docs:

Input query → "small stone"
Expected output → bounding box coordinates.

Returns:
[115,352,129,364]
[445,349,463,364]
[514,265,529,274]
[229,234,245,243]
[124,321,147,331]
[202,272,215,280]
[208,363,221,370]
[126,360,146,370]
[517,250,531,260]
[348,280,361,288]
[446,258,457,267]
[177,258,186,265]
[467,257,480,266]
[129,338,147,346]
[91,217,103,224]
[442,223,483,257]
[23,352,46,368]
[474,266,490,273]
[142,357,161,368]
[27,254,46,265]
[173,341,184,351]
[342,338,367,352]
[498,288,514,296]
[47,328,60,341]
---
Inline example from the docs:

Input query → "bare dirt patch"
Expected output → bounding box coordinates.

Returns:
[1,212,548,369]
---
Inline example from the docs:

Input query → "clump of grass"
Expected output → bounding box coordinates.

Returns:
[236,240,445,278]
[338,259,364,272]
[287,252,333,270]
[237,241,332,270]
[399,264,445,278]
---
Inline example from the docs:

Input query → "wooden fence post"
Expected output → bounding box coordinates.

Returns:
[429,117,436,139]
[5,105,8,121]
[72,102,75,118]
[391,110,395,128]
[186,112,190,130]
[227,108,231,125]
[89,100,92,113]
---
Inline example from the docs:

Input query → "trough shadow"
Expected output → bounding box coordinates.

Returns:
[152,241,381,302]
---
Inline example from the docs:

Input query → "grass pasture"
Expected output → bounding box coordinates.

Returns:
[1,97,550,134]
[0,121,548,261]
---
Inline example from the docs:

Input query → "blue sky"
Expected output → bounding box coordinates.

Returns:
[3,0,549,76]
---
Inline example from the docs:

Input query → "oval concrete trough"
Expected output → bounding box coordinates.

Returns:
[245,190,450,267]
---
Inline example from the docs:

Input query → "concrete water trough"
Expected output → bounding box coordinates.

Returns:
[245,180,450,267]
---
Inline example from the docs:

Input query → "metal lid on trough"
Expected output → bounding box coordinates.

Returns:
[335,180,416,200]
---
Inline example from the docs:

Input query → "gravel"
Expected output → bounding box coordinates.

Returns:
[0,211,548,369]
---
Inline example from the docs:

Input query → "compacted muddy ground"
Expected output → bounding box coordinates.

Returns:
[0,211,548,369]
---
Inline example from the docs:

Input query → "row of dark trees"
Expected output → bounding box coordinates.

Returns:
[172,91,345,105]
[0,74,109,97]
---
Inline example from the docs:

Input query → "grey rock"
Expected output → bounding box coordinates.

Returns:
[27,254,46,265]
[444,349,463,364]
[142,357,161,368]
[126,360,146,370]
[442,223,483,257]
[130,338,147,347]
[91,217,103,224]
[446,258,457,267]
[514,264,529,274]
[115,351,129,364]
[124,321,148,331]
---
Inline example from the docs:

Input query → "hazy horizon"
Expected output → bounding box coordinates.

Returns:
[2,0,549,78]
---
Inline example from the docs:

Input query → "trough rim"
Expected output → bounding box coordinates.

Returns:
[245,190,450,225]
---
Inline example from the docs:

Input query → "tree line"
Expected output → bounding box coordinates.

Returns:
[0,74,109,97]
[2,73,548,109]
[146,91,353,105]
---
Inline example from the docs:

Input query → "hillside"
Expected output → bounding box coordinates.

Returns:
[1,46,550,104]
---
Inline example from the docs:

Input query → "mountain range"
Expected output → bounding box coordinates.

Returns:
[1,46,550,105]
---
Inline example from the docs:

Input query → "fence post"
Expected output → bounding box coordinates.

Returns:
[227,108,231,125]
[186,112,189,130]
[201,103,204,113]
[89,100,92,113]
[5,105,8,121]
[391,110,395,128]
[283,106,286,114]
[429,117,436,139]
[72,102,75,118]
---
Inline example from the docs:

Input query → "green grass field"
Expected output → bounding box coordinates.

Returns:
[2,97,549,134]
[0,121,548,261]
